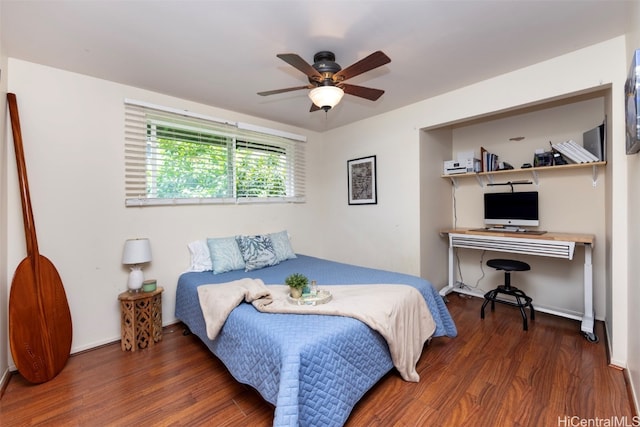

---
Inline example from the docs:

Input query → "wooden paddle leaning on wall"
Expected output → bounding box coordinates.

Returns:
[7,93,73,384]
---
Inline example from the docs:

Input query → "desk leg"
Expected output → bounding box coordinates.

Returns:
[440,242,456,297]
[582,244,597,342]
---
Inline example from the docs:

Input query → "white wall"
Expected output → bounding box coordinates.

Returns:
[4,59,323,360]
[317,114,423,274]
[419,127,454,285]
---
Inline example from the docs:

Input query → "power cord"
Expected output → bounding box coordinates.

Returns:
[450,173,488,294]
[452,181,458,229]
[453,249,487,293]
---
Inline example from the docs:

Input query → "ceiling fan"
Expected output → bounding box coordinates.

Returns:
[257,50,391,112]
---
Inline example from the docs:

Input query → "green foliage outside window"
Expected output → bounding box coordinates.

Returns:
[148,125,287,199]
[235,144,286,197]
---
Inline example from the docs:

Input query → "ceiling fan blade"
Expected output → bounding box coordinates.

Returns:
[310,103,321,112]
[257,85,312,96]
[341,83,385,101]
[333,51,391,82]
[277,53,323,81]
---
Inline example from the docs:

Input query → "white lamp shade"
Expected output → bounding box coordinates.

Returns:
[122,238,152,265]
[308,86,344,109]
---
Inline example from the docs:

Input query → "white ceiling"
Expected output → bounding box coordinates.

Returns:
[0,0,633,132]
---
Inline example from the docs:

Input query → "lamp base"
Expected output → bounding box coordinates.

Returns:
[127,267,144,292]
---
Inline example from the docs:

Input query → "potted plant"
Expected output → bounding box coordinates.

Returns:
[285,273,308,299]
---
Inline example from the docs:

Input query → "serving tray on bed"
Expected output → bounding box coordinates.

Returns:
[287,289,332,306]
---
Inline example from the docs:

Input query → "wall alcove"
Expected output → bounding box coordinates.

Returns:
[419,87,611,323]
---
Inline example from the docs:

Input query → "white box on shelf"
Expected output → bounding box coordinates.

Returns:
[444,158,480,175]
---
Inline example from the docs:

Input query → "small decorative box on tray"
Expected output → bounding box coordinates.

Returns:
[288,289,332,306]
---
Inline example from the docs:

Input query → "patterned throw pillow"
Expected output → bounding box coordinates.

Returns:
[207,237,246,274]
[235,235,279,271]
[269,230,297,262]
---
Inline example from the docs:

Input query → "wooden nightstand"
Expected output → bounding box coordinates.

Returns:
[118,287,163,352]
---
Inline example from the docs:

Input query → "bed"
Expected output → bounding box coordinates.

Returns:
[175,254,457,427]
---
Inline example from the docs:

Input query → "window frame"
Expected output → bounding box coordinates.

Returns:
[124,99,306,207]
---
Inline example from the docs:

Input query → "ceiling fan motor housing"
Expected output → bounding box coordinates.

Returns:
[310,51,341,86]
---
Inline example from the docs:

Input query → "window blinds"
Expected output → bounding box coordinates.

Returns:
[124,99,306,206]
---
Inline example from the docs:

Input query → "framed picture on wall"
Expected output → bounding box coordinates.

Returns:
[347,155,377,205]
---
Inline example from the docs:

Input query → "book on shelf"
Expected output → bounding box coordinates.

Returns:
[566,140,599,162]
[551,140,599,164]
[551,141,584,163]
[480,146,499,172]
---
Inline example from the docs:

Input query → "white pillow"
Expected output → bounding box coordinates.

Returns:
[186,240,212,272]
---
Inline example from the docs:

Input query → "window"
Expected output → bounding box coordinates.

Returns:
[124,99,306,206]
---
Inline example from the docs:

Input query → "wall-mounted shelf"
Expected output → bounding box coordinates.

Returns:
[442,161,606,188]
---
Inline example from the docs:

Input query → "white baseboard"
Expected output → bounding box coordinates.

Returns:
[441,284,594,321]
[604,321,627,368]
[624,369,640,417]
[71,320,183,355]
[70,335,121,355]
[0,366,12,398]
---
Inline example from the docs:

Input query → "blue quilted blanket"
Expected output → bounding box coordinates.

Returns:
[175,255,457,426]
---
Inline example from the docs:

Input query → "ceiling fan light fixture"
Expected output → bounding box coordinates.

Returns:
[309,86,344,111]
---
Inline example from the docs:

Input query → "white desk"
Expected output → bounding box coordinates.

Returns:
[439,228,597,342]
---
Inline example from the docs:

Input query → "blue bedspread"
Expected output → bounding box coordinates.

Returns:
[175,255,457,426]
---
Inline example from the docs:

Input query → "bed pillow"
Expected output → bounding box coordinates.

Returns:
[269,230,297,262]
[186,240,212,272]
[235,234,279,271]
[207,237,246,274]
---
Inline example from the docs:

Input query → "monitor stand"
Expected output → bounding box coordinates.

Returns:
[471,226,547,235]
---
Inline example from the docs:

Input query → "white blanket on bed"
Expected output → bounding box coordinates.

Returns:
[197,278,435,382]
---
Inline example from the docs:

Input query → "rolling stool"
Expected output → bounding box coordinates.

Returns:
[481,258,535,331]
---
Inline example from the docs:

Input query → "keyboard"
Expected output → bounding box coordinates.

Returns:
[471,227,547,235]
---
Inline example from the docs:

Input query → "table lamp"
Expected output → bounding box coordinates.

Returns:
[122,238,152,292]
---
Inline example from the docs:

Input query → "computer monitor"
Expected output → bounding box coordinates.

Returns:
[484,191,539,228]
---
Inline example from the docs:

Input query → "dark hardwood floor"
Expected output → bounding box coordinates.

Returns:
[0,294,636,426]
